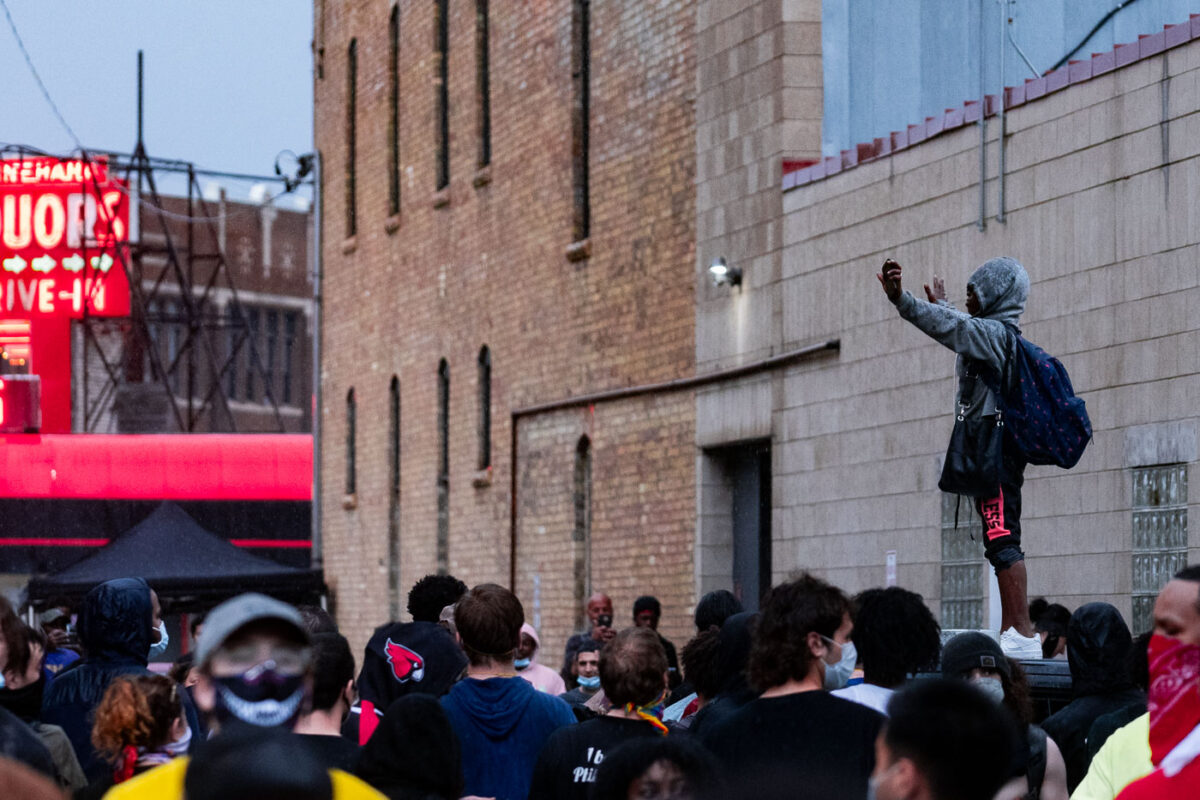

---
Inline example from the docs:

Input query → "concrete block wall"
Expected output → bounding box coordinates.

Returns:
[315,1,698,657]
[764,39,1200,621]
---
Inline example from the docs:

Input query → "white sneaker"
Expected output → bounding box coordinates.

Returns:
[1000,627,1043,660]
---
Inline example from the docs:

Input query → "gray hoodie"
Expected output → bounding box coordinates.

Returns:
[891,256,1029,419]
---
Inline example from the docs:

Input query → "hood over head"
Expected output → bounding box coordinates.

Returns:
[520,623,541,663]
[448,676,539,740]
[968,257,1028,326]
[1067,602,1135,696]
[78,577,152,665]
[356,694,463,799]
[357,620,466,710]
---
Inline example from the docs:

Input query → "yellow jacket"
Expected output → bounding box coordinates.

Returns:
[102,756,385,800]
[1071,713,1152,800]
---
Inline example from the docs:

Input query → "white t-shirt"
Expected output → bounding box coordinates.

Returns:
[831,683,894,715]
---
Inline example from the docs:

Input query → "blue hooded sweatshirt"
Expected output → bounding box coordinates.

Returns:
[440,676,575,800]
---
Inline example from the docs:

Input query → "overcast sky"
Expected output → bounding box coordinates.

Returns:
[0,1,313,205]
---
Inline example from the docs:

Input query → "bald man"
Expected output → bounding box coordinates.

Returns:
[560,593,615,687]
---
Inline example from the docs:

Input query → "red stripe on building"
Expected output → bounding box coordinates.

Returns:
[0,434,312,501]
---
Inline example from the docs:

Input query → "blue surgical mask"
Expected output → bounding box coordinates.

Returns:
[867,761,902,800]
[513,657,531,670]
[820,636,857,691]
[577,675,601,690]
[148,621,169,659]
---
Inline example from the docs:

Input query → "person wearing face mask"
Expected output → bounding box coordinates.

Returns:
[0,618,86,791]
[698,574,884,800]
[515,623,567,695]
[558,641,603,718]
[40,578,202,783]
[1110,566,1200,799]
[147,590,170,662]
[869,678,1019,800]
[101,592,384,800]
[940,632,1069,800]
[76,674,189,800]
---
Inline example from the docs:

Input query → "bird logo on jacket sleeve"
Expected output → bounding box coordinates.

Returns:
[384,639,426,683]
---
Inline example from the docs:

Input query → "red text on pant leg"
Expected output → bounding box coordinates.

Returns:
[981,488,1009,541]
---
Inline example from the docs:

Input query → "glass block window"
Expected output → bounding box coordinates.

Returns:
[1132,465,1188,634]
[941,493,984,629]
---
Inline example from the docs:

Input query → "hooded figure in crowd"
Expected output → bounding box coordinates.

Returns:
[1042,603,1146,792]
[40,578,201,781]
[515,623,566,696]
[880,256,1043,659]
[342,620,467,746]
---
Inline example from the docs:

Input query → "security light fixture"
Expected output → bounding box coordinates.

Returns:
[709,256,742,288]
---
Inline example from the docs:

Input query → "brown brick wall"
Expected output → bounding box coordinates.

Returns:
[315,0,698,658]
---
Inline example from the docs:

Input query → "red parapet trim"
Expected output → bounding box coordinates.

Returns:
[784,15,1200,193]
[0,537,111,547]
[229,539,313,549]
[0,434,312,501]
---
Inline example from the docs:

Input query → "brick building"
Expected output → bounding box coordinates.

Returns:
[314,0,700,654]
[317,0,1200,661]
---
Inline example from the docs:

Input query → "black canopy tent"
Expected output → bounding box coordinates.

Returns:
[26,502,324,613]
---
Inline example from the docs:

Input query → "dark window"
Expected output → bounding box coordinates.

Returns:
[436,359,450,572]
[282,312,297,405]
[345,388,357,495]
[264,310,278,403]
[434,0,450,190]
[245,308,260,402]
[571,0,591,241]
[389,6,401,215]
[388,375,402,618]
[225,305,239,399]
[475,0,491,168]
[572,435,592,630]
[477,346,491,470]
[346,38,358,236]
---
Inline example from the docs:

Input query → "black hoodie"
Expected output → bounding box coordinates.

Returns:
[40,578,201,781]
[1040,602,1145,792]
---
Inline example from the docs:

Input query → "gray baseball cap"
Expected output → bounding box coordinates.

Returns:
[194,593,308,666]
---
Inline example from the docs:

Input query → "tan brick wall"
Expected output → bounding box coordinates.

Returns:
[758,41,1200,622]
[315,1,698,658]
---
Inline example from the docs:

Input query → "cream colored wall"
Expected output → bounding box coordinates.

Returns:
[748,42,1200,621]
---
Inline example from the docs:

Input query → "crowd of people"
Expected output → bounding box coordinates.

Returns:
[1,566,1198,800]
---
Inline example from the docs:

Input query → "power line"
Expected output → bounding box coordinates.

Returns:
[0,0,84,149]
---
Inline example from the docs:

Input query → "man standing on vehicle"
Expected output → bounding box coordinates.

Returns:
[878,257,1041,658]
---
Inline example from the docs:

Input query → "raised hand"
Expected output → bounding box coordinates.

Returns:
[924,275,946,303]
[877,258,903,302]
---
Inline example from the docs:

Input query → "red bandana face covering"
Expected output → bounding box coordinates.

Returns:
[1148,634,1200,765]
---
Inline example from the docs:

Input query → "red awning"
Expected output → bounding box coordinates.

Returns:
[0,434,312,501]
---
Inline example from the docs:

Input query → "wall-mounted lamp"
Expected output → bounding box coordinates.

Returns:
[708,256,742,288]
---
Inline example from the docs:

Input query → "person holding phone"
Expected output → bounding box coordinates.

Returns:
[561,593,616,688]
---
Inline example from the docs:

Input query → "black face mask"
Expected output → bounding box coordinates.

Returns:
[211,664,307,728]
[0,676,45,723]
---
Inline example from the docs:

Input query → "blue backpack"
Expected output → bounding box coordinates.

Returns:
[984,325,1092,468]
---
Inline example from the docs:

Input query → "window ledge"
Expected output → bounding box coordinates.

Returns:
[432,187,450,208]
[472,466,493,488]
[341,236,358,255]
[341,493,358,510]
[472,166,492,188]
[565,238,591,262]
[384,213,401,234]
